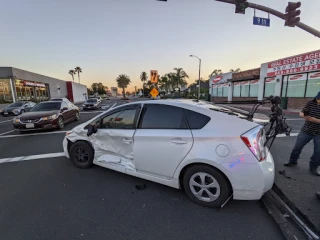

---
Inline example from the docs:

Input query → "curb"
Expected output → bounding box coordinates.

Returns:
[272,184,320,238]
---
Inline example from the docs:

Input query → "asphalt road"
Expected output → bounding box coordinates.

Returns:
[0,98,306,240]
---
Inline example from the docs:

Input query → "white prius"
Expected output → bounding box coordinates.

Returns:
[63,99,274,207]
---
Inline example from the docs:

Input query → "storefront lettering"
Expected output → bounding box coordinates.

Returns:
[309,72,320,79]
[23,81,46,88]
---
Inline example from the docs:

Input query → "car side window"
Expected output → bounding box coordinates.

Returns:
[183,109,210,129]
[101,109,137,129]
[139,104,188,129]
[61,102,68,109]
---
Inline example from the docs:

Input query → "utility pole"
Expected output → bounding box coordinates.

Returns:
[215,0,320,38]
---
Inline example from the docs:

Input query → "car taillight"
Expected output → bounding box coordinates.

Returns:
[241,126,266,162]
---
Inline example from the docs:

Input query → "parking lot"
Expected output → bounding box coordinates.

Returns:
[0,99,306,240]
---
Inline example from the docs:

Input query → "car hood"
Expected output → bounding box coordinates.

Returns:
[20,110,59,120]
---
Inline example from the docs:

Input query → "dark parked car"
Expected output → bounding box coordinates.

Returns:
[13,100,80,132]
[0,101,36,116]
[82,98,102,110]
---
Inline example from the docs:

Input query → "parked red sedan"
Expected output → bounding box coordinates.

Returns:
[13,100,80,132]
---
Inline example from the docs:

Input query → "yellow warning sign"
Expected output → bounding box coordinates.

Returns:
[150,88,159,98]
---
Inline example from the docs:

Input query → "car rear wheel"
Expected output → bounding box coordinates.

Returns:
[183,165,231,208]
[69,141,94,168]
[75,111,80,121]
[58,117,64,129]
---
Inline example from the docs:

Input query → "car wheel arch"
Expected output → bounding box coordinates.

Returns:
[178,162,233,194]
[67,139,95,155]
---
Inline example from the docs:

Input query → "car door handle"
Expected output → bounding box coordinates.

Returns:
[171,138,187,144]
[123,138,132,144]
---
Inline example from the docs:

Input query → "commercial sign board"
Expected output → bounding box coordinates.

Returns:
[23,81,46,88]
[250,80,259,84]
[267,50,320,77]
[209,72,232,86]
[265,77,276,83]
[309,71,320,79]
[288,73,307,81]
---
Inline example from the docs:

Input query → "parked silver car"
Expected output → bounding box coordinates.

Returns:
[0,101,36,116]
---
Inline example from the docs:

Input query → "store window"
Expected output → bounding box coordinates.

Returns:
[15,79,50,101]
[286,73,307,97]
[222,83,229,97]
[264,77,276,97]
[240,81,250,97]
[211,85,218,97]
[306,72,320,97]
[233,82,240,97]
[217,84,224,97]
[0,79,13,101]
[249,80,259,97]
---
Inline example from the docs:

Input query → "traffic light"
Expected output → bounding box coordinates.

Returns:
[235,0,249,14]
[285,2,301,27]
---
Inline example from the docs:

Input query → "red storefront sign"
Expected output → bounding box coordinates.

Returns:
[265,77,276,83]
[213,76,223,83]
[23,81,46,88]
[267,50,320,77]
[250,80,259,84]
[309,72,320,79]
[289,74,305,81]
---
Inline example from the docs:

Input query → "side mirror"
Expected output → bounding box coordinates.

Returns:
[87,125,98,136]
[61,107,68,112]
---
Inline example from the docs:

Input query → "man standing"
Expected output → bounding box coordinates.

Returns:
[284,91,320,176]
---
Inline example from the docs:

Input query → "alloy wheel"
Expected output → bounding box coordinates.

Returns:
[189,172,221,202]
[73,147,89,163]
[58,117,64,128]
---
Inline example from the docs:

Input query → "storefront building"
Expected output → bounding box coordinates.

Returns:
[0,67,87,103]
[210,49,320,109]
[259,49,320,109]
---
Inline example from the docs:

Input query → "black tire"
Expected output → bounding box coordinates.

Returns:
[183,165,232,208]
[57,116,64,129]
[75,111,80,121]
[20,109,25,115]
[69,141,94,168]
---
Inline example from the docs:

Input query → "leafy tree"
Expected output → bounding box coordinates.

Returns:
[116,74,131,99]
[68,70,75,82]
[230,68,241,73]
[208,69,223,78]
[74,66,82,83]
[173,68,189,87]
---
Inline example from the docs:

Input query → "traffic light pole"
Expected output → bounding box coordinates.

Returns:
[215,0,320,38]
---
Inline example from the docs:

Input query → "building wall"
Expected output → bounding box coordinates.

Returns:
[71,82,87,103]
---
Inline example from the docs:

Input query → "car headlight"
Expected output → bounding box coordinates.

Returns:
[0,109,4,113]
[82,104,85,106]
[41,114,57,121]
[13,117,20,123]
[12,109,20,113]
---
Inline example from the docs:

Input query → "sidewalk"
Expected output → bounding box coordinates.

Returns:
[271,137,320,234]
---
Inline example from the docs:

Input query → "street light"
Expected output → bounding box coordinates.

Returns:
[190,55,201,99]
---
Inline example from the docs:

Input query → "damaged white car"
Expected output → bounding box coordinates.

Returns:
[63,100,275,207]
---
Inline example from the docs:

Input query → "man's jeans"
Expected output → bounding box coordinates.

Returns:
[289,131,320,169]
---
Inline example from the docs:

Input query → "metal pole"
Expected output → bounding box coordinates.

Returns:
[215,0,320,38]
[198,59,201,99]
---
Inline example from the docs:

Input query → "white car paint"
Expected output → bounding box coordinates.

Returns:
[63,99,275,202]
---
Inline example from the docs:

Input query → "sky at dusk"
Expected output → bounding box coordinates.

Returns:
[1,0,319,91]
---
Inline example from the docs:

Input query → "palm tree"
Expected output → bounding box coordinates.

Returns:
[230,68,241,73]
[68,70,75,82]
[140,71,147,96]
[209,69,223,78]
[116,74,131,99]
[159,76,168,92]
[74,66,82,83]
[173,68,189,88]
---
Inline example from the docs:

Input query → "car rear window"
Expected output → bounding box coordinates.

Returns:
[183,109,210,129]
[140,104,188,129]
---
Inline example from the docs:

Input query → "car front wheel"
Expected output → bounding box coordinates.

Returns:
[183,165,231,208]
[75,111,80,121]
[57,116,64,129]
[69,141,94,168]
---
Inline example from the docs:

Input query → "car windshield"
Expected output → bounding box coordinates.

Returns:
[30,102,61,111]
[8,102,24,107]
[87,99,97,103]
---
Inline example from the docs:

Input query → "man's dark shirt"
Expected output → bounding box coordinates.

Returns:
[301,99,320,135]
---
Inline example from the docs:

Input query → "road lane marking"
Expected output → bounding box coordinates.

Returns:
[0,119,13,124]
[110,102,117,109]
[0,152,65,164]
[0,130,67,138]
[0,130,15,136]
[276,132,299,138]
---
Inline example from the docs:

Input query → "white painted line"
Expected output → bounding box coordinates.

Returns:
[0,152,65,164]
[286,119,304,121]
[110,102,117,109]
[0,130,15,136]
[0,119,13,124]
[276,132,299,138]
[0,130,67,139]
